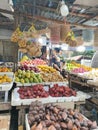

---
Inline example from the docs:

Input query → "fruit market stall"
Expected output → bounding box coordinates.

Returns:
[0,66,14,112]
[12,54,97,129]
[68,68,98,92]
[11,84,90,106]
[15,64,67,86]
[63,61,98,91]
[0,72,14,102]
[11,82,91,129]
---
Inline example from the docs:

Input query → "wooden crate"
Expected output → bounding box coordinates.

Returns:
[0,114,10,130]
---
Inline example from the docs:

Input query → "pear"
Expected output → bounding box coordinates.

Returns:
[26,72,31,78]
[15,77,20,82]
[20,79,25,84]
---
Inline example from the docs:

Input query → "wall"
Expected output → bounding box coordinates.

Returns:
[0,29,13,40]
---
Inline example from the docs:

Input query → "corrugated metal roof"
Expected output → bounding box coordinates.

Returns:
[0,0,98,32]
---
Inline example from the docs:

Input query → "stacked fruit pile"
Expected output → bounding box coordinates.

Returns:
[49,84,76,97]
[15,69,42,84]
[66,61,92,73]
[17,84,76,99]
[0,67,11,72]
[38,65,66,82]
[72,68,87,73]
[82,69,98,79]
[18,65,40,73]
[0,74,12,84]
[20,58,47,66]
[18,84,49,99]
[28,101,97,130]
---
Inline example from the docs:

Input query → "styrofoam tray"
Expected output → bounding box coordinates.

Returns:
[11,87,91,106]
[25,114,98,130]
[16,81,68,87]
[0,72,14,91]
[87,80,98,87]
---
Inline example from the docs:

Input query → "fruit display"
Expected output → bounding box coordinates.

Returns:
[20,55,29,62]
[66,61,92,73]
[81,69,98,79]
[72,68,87,73]
[38,65,57,73]
[0,74,12,84]
[15,69,42,84]
[66,62,78,71]
[18,85,49,99]
[38,65,66,82]
[41,71,66,82]
[19,65,40,73]
[28,101,97,130]
[17,84,76,99]
[49,84,76,97]
[0,67,11,72]
[20,58,47,66]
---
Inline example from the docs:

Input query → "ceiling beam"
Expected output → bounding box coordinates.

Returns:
[17,13,97,29]
[24,4,92,19]
[32,16,98,29]
[0,8,97,29]
[69,12,90,18]
[73,4,92,9]
[35,5,93,19]
[0,7,97,20]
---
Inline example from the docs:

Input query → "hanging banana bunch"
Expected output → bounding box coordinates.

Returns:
[11,27,22,43]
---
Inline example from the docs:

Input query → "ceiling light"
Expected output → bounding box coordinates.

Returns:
[60,1,69,16]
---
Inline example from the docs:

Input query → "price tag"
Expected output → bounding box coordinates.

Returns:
[44,86,49,92]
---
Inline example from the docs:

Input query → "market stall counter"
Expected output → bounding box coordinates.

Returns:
[11,83,91,130]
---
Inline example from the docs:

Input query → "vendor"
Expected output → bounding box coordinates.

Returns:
[50,48,63,72]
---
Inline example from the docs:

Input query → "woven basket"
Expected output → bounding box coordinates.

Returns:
[50,24,60,44]
[60,24,70,42]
